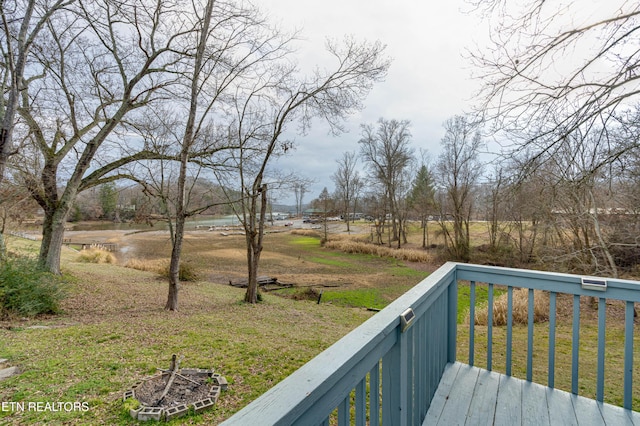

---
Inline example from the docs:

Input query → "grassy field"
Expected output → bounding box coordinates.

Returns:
[1,224,639,424]
[0,230,432,424]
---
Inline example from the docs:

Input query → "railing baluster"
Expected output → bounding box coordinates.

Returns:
[596,297,606,402]
[548,292,557,388]
[355,377,366,426]
[369,362,380,426]
[624,301,634,409]
[469,281,476,366]
[383,325,409,425]
[488,283,494,371]
[527,288,534,382]
[417,317,426,422]
[338,395,349,425]
[405,325,415,426]
[448,277,458,363]
[572,294,580,394]
[507,286,513,376]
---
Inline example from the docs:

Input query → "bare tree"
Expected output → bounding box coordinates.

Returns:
[130,110,234,311]
[160,0,279,311]
[220,36,390,304]
[292,179,312,217]
[331,151,361,232]
[0,0,73,184]
[542,130,619,277]
[359,118,414,244]
[435,115,484,261]
[317,186,332,241]
[0,0,73,254]
[471,1,640,172]
[14,0,203,274]
[481,166,509,252]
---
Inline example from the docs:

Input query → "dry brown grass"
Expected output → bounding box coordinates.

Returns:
[290,229,322,238]
[124,257,168,274]
[124,258,199,281]
[75,248,117,264]
[324,239,435,263]
[472,288,549,326]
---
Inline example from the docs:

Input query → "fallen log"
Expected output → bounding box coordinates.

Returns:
[229,276,278,288]
[156,355,181,406]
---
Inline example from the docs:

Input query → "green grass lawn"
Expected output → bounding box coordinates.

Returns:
[2,230,639,424]
[0,261,375,424]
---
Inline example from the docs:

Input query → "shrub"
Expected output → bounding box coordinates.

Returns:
[0,256,65,318]
[161,261,199,282]
[124,258,167,274]
[76,248,116,264]
[125,258,198,281]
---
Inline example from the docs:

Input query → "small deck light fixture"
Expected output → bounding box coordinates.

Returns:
[400,308,415,332]
[581,277,607,292]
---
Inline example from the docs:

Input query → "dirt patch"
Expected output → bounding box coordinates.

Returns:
[126,361,227,422]
[134,372,211,408]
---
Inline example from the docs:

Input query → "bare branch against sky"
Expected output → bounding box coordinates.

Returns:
[261,0,487,202]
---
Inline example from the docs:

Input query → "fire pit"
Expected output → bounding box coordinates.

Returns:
[124,355,228,422]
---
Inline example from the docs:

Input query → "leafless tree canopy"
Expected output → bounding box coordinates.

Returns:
[471,0,640,169]
[331,151,362,232]
[359,118,414,243]
[436,115,484,261]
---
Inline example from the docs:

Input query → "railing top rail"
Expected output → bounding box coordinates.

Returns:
[455,263,640,302]
[221,262,457,425]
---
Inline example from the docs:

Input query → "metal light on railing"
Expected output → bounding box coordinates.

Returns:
[581,276,607,291]
[400,308,415,332]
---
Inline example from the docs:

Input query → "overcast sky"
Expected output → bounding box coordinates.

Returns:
[259,0,488,205]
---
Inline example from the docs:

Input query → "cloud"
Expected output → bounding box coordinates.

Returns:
[260,0,486,204]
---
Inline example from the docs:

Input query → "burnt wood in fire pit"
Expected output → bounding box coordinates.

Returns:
[125,355,227,422]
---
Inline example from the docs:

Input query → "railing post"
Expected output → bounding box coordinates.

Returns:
[382,327,408,426]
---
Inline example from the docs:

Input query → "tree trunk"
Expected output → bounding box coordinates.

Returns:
[164,0,215,311]
[0,130,10,188]
[165,216,184,311]
[39,207,69,274]
[244,185,267,304]
[0,232,5,259]
[165,276,179,311]
[345,211,350,233]
[244,239,261,303]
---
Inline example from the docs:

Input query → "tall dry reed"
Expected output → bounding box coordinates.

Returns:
[76,248,116,264]
[472,288,549,326]
[124,258,168,274]
[323,240,434,263]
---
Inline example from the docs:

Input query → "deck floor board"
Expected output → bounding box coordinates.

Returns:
[424,362,639,426]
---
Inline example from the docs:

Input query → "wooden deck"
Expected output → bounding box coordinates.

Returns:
[425,362,640,425]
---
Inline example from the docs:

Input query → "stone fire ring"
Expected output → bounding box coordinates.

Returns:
[123,368,228,422]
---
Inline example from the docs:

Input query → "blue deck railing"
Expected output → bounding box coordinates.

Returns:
[222,262,640,425]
